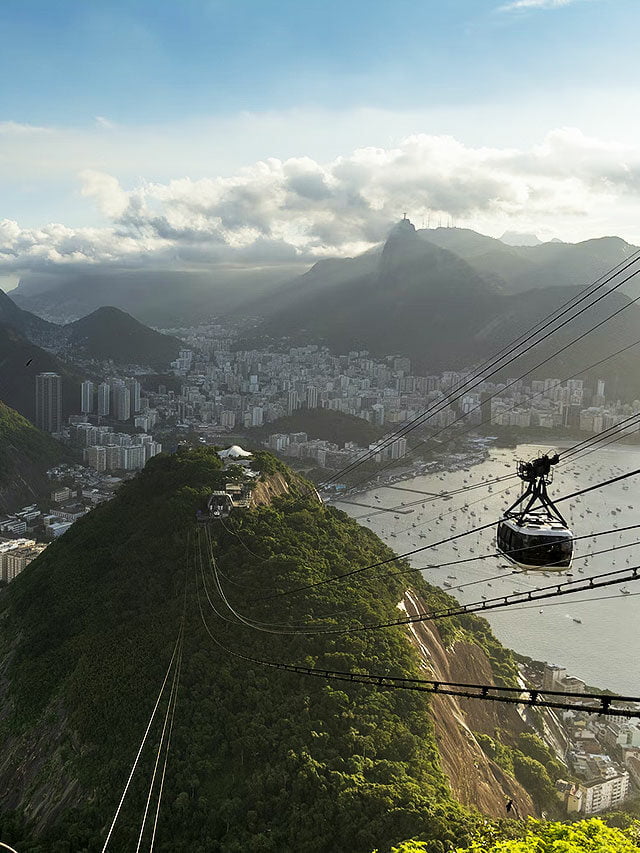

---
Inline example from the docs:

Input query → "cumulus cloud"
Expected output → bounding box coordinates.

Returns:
[80,169,129,218]
[1,128,640,275]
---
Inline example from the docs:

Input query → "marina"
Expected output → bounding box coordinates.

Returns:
[333,441,640,695]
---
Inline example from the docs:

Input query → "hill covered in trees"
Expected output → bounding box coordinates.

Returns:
[249,408,386,447]
[0,448,597,850]
[388,818,640,853]
[64,305,181,367]
[0,401,66,512]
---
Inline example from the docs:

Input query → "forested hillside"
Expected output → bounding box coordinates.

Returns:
[249,407,386,446]
[0,448,474,851]
[0,448,607,851]
[0,401,65,512]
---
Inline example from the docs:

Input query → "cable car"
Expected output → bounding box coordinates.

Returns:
[496,453,573,570]
[196,491,234,524]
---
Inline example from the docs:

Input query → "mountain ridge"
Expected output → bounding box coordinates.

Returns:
[63,305,182,366]
[244,225,640,397]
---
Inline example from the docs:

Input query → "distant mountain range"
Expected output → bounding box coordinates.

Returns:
[423,227,637,294]
[6,222,640,399]
[10,227,636,330]
[0,292,182,421]
[244,220,640,396]
[10,266,306,326]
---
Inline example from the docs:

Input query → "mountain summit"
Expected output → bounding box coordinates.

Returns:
[65,305,181,366]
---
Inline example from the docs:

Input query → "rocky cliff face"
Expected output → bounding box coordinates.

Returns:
[402,590,535,818]
[250,470,321,507]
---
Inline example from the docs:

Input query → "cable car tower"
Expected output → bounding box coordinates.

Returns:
[496,453,573,570]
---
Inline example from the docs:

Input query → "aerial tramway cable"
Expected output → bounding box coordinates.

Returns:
[148,637,183,853]
[344,334,640,499]
[206,522,640,637]
[102,538,189,852]
[338,288,640,494]
[326,251,640,484]
[212,512,640,631]
[257,465,640,604]
[203,503,640,638]
[195,540,640,720]
[135,629,184,853]
[101,629,183,852]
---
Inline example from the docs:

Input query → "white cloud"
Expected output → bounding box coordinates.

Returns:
[499,0,587,11]
[1,127,640,276]
[80,169,129,219]
[94,115,116,130]
[0,121,52,135]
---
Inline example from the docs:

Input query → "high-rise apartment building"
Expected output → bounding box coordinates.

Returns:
[220,410,236,429]
[98,382,111,417]
[86,445,107,472]
[114,384,131,421]
[35,373,62,433]
[126,378,142,414]
[287,389,300,415]
[80,380,94,414]
[306,385,319,409]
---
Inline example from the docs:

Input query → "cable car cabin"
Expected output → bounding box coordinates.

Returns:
[196,491,234,523]
[496,452,573,570]
[496,516,573,570]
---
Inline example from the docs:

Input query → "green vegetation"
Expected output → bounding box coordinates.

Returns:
[0,400,67,511]
[474,731,565,815]
[0,401,62,477]
[0,447,484,852]
[249,407,386,447]
[455,818,640,852]
[379,819,640,853]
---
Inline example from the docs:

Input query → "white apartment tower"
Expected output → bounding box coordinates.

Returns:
[81,380,95,414]
[126,378,142,414]
[97,382,111,417]
[306,385,319,409]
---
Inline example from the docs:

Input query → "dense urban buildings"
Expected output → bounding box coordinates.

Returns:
[0,537,47,583]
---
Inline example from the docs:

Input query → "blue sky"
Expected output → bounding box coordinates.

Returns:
[1,0,636,125]
[1,0,640,282]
